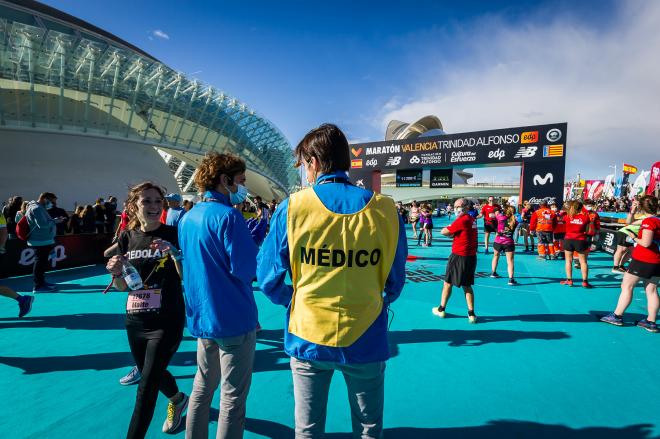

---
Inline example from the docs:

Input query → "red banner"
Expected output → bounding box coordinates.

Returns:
[648,161,660,195]
[583,180,604,200]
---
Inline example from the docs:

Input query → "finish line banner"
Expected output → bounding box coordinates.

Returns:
[349,122,567,205]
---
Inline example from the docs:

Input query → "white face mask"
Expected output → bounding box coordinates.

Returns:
[455,207,464,215]
[586,206,593,211]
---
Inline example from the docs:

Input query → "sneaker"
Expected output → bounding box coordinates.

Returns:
[581,281,594,289]
[550,255,557,260]
[162,393,189,433]
[537,255,546,260]
[18,295,34,318]
[508,278,518,285]
[44,282,58,289]
[611,267,621,274]
[490,272,500,278]
[600,312,623,326]
[33,284,57,293]
[484,249,489,255]
[574,263,581,269]
[635,319,659,333]
[432,307,446,318]
[560,279,573,287]
[119,366,141,386]
[616,266,627,273]
[468,313,477,324]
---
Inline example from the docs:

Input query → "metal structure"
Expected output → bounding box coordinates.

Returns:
[0,0,299,197]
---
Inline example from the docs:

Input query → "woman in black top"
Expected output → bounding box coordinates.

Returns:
[82,205,96,233]
[106,182,187,439]
[3,196,22,238]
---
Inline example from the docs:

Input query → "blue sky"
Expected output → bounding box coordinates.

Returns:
[43,0,659,182]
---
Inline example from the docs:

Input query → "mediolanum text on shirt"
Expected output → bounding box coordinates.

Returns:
[127,249,163,260]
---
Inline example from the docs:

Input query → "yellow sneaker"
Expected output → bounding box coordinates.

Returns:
[162,393,188,434]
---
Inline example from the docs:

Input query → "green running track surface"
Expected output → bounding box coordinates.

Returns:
[1,219,659,438]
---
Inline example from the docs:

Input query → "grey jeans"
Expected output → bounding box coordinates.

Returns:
[290,357,386,439]
[185,330,256,439]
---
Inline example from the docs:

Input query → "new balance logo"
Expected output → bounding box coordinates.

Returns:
[385,156,401,166]
[533,173,554,186]
[514,146,537,158]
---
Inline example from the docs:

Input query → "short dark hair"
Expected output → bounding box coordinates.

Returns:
[294,123,350,173]
[39,192,56,201]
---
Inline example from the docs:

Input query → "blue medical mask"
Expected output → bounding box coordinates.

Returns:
[226,184,248,205]
[45,201,53,209]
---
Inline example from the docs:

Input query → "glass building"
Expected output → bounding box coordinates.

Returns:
[0,0,299,206]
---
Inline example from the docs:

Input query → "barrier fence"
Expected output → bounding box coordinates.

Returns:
[0,234,113,278]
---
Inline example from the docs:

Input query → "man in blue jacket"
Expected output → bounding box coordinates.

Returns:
[178,153,258,439]
[258,124,407,439]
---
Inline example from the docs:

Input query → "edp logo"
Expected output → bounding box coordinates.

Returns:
[19,245,67,268]
[488,149,505,160]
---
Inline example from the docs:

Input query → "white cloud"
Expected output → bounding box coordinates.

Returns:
[151,29,170,40]
[380,1,660,180]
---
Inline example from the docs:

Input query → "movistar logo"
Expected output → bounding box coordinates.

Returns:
[301,245,382,268]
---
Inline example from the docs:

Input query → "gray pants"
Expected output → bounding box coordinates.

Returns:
[185,330,256,439]
[290,357,385,439]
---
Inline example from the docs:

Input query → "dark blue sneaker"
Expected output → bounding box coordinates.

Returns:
[18,295,34,318]
[600,312,623,326]
[490,272,500,278]
[636,319,659,333]
[119,366,141,385]
[508,278,518,286]
[44,282,59,290]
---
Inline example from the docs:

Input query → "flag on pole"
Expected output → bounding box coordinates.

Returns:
[647,161,660,195]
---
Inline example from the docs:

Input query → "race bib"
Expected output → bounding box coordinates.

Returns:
[126,289,162,314]
[544,214,551,220]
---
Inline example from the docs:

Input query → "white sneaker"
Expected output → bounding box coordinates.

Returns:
[162,393,188,434]
[468,314,478,324]
[432,307,446,318]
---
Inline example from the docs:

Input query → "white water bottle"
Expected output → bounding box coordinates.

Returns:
[122,260,143,290]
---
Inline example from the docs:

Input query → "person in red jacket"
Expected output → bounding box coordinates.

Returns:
[552,202,566,259]
[561,200,593,288]
[601,195,660,332]
[574,199,601,268]
[477,196,500,254]
[529,201,557,260]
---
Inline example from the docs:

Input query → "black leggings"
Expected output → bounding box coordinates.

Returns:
[125,322,183,439]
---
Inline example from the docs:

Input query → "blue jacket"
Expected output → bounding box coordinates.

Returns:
[257,171,408,363]
[246,216,268,246]
[166,207,186,228]
[178,190,258,338]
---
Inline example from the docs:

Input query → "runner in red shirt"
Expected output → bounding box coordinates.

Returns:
[601,196,660,332]
[551,203,566,259]
[433,198,479,323]
[574,199,601,268]
[561,200,593,288]
[529,201,557,260]
[477,196,500,254]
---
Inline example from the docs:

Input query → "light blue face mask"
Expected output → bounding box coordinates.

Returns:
[45,201,53,209]
[227,184,248,205]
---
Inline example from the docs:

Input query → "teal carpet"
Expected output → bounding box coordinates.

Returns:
[1,219,659,438]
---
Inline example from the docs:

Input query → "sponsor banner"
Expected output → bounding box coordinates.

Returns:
[598,229,618,255]
[622,163,637,174]
[429,169,453,188]
[0,233,113,278]
[583,180,605,200]
[396,169,423,187]
[646,161,660,195]
[349,168,375,190]
[351,123,567,168]
[521,160,565,207]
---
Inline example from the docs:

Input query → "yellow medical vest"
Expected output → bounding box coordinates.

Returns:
[287,187,399,347]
